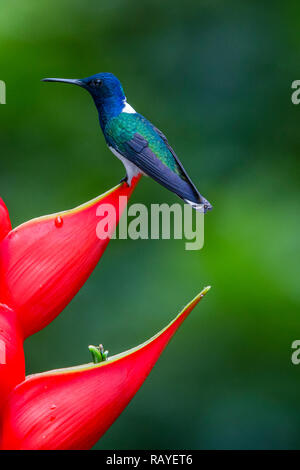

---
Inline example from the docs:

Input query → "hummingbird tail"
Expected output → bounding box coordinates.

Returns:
[184,197,213,213]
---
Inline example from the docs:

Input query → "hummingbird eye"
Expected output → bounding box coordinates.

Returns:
[91,79,103,88]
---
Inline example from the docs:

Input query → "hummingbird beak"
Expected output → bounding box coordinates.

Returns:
[41,78,85,87]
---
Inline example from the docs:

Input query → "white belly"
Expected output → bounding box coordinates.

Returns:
[109,146,141,185]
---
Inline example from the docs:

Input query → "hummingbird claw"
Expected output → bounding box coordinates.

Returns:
[120,175,129,187]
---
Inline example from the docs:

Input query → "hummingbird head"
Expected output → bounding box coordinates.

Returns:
[42,73,125,105]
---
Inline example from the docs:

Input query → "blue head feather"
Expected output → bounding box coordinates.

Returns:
[81,73,125,101]
[80,73,126,126]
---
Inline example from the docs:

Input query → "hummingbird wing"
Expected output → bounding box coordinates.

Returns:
[106,113,212,211]
[151,125,204,202]
[124,133,201,202]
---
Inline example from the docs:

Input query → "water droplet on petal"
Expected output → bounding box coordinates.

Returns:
[50,416,55,422]
[55,216,63,228]
[50,404,56,410]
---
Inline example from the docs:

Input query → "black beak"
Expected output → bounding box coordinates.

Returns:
[41,78,85,87]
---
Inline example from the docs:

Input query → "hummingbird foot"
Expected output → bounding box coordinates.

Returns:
[120,175,129,186]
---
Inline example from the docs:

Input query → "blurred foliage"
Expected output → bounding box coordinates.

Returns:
[1,0,300,449]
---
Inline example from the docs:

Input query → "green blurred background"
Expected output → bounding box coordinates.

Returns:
[1,0,300,449]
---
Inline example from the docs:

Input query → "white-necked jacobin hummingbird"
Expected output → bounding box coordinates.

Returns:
[42,73,212,212]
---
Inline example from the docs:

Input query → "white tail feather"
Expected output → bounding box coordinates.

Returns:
[184,199,205,213]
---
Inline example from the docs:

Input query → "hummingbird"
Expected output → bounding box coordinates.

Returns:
[42,73,212,212]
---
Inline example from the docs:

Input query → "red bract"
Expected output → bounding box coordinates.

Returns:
[0,305,24,411]
[0,177,140,338]
[0,287,210,450]
[0,199,11,243]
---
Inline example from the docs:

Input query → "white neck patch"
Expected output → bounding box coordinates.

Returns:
[122,99,136,114]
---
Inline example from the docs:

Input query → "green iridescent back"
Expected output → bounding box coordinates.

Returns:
[105,113,181,175]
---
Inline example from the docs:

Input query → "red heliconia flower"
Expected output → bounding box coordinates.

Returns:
[0,177,140,411]
[0,199,24,409]
[0,305,24,410]
[0,287,210,450]
[0,199,11,243]
[0,177,140,338]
